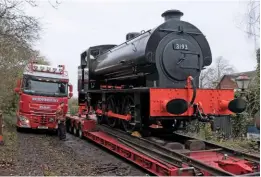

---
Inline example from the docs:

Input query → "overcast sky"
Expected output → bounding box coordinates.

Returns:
[25,0,259,96]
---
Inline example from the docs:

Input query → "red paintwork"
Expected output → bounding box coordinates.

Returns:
[96,108,131,121]
[188,151,254,175]
[65,119,258,176]
[81,119,191,176]
[150,88,234,117]
[78,104,88,115]
[68,115,85,129]
[101,85,124,89]
[16,94,68,129]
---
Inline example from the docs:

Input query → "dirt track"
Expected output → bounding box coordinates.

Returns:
[1,127,146,176]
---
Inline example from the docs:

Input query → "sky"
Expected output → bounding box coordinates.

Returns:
[24,0,259,97]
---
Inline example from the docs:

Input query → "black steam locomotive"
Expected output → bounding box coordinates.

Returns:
[78,10,245,133]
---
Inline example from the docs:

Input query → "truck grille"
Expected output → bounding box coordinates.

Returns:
[40,116,48,124]
[33,117,39,123]
[32,116,48,124]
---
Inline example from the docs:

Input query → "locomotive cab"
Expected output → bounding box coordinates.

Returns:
[80,45,117,88]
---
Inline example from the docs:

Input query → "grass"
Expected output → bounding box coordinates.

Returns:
[0,113,59,176]
[182,130,260,155]
[212,139,260,154]
[0,113,17,175]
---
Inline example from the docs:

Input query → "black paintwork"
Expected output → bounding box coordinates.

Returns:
[77,10,214,129]
[80,11,212,89]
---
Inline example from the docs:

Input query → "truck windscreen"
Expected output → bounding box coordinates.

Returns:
[23,76,68,97]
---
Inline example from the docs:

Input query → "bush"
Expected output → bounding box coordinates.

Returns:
[68,98,78,115]
[231,112,252,138]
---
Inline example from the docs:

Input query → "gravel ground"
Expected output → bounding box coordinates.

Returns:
[0,124,146,176]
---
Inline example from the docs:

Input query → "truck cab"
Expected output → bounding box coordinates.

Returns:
[14,62,73,131]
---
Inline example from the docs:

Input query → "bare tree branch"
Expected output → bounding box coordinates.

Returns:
[0,0,41,45]
[200,57,235,88]
[0,0,50,111]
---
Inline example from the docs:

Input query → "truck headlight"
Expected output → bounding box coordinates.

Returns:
[19,116,29,124]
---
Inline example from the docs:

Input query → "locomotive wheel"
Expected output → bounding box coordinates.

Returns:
[161,119,181,132]
[121,95,137,133]
[106,95,118,128]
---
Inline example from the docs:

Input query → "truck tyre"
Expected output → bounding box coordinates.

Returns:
[16,126,22,132]
[53,129,58,135]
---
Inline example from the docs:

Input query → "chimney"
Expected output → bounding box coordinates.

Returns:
[161,10,184,22]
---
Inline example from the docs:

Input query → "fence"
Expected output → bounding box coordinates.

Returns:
[212,116,232,138]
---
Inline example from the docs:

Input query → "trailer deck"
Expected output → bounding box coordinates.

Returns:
[66,115,260,176]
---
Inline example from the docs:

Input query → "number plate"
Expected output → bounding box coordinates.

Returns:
[38,126,48,129]
[173,43,189,50]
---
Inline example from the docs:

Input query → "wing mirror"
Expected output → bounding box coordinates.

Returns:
[14,79,21,94]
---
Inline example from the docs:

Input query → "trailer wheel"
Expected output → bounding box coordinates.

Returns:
[68,124,73,134]
[73,125,79,136]
[97,115,104,125]
[78,124,83,139]
[66,119,70,132]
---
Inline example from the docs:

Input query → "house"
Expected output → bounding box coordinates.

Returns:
[216,70,256,90]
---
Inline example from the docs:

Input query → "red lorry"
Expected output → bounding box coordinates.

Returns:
[14,61,73,132]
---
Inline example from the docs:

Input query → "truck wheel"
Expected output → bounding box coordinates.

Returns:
[53,129,58,135]
[16,126,22,132]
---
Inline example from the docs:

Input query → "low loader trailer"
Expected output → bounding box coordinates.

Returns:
[66,114,260,176]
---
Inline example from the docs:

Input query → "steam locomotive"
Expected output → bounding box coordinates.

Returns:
[78,10,246,133]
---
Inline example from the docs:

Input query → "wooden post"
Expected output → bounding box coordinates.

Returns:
[0,111,4,145]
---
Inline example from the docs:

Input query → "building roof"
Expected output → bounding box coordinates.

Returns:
[216,70,256,89]
[224,70,256,80]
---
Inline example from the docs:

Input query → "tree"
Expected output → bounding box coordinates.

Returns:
[0,1,41,46]
[246,48,260,116]
[200,57,235,88]
[24,0,62,9]
[236,0,260,49]
[0,0,50,112]
[240,0,260,117]
[33,50,50,65]
[246,0,260,49]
